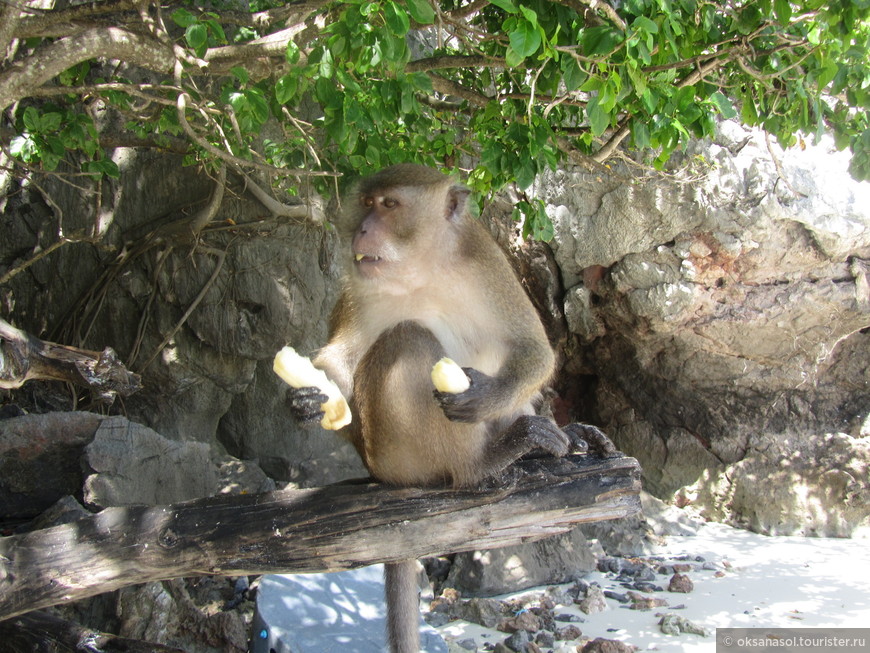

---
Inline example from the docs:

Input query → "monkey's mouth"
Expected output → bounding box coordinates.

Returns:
[354,253,383,265]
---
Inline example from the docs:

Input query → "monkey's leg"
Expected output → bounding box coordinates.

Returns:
[385,560,420,653]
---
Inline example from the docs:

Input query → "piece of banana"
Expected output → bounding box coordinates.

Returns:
[273,346,352,430]
[431,357,470,393]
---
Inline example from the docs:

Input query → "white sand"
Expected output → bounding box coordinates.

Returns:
[437,522,870,651]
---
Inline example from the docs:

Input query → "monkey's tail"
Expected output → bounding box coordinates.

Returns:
[384,559,421,653]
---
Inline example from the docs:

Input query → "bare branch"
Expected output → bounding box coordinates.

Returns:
[553,0,626,31]
[0,27,176,111]
[240,170,324,223]
[14,0,138,38]
[428,73,490,108]
[406,54,502,73]
[203,25,308,66]
[174,90,336,178]
[594,121,631,163]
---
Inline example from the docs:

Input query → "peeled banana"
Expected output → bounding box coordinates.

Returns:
[273,346,352,430]
[431,357,470,393]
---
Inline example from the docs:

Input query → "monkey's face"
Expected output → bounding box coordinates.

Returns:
[349,184,449,287]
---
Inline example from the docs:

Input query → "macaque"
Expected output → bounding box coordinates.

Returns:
[286,163,592,653]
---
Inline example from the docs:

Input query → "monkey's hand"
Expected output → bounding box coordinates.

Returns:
[433,367,497,422]
[286,386,330,427]
[273,346,352,430]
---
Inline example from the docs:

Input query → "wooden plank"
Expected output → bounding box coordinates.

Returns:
[0,453,641,620]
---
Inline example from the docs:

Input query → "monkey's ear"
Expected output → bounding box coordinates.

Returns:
[445,184,471,222]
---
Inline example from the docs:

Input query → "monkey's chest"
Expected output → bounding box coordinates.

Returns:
[361,294,504,374]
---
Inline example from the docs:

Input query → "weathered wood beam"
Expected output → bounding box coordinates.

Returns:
[0,319,141,401]
[0,453,641,621]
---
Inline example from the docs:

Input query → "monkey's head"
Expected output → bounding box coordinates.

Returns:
[342,164,471,291]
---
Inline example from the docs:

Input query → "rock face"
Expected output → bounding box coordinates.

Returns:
[540,121,870,536]
[2,149,366,488]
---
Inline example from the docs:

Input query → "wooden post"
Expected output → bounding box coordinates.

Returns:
[0,453,641,621]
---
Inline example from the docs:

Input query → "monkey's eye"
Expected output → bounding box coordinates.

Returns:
[362,196,375,208]
[383,197,398,209]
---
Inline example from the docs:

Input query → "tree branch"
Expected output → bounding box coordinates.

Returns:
[0,26,176,111]
[428,73,490,107]
[0,318,142,400]
[553,0,627,31]
[594,121,631,162]
[407,54,502,73]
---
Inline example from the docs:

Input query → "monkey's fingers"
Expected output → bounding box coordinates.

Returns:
[287,386,329,425]
[433,367,495,422]
[434,388,487,422]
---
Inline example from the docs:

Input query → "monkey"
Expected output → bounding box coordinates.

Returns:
[286,163,590,653]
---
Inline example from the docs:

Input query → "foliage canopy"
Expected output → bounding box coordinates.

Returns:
[1,0,868,238]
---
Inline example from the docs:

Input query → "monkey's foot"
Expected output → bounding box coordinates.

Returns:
[286,386,329,426]
[563,423,617,457]
[513,414,571,458]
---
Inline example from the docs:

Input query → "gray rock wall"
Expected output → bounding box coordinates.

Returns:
[2,149,366,488]
[541,121,870,536]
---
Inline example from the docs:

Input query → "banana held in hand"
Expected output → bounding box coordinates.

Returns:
[431,357,471,393]
[273,346,352,430]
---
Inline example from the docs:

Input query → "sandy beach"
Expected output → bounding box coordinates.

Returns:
[436,521,870,652]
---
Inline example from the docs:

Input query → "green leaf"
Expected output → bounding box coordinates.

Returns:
[632,119,652,149]
[22,106,40,132]
[286,40,301,65]
[384,1,411,36]
[84,159,120,178]
[246,88,270,124]
[515,159,536,189]
[562,58,587,91]
[530,209,554,242]
[275,75,297,104]
[171,8,197,28]
[710,91,737,119]
[10,134,37,160]
[509,19,542,58]
[185,23,208,53]
[580,26,621,56]
[625,62,647,97]
[41,151,62,171]
[587,95,609,136]
[816,59,839,91]
[505,45,524,67]
[404,0,435,24]
[518,5,539,26]
[488,0,518,13]
[204,19,226,44]
[408,71,433,93]
[773,0,792,26]
[633,16,659,34]
[231,67,249,86]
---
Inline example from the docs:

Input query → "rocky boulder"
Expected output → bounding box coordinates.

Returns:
[541,121,870,536]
